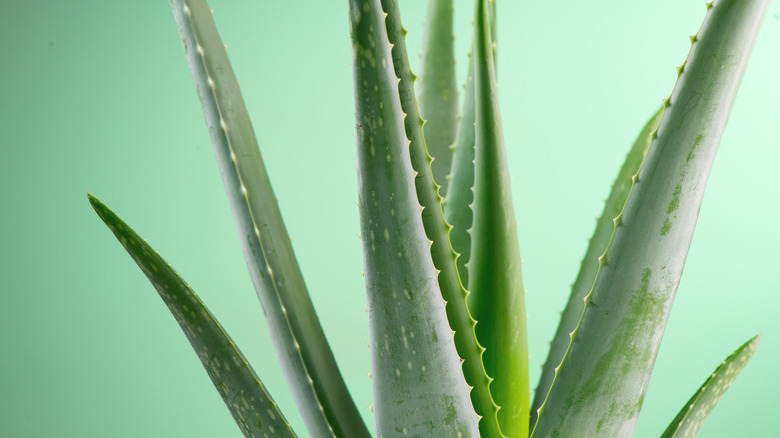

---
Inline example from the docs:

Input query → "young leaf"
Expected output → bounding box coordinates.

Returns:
[660,335,761,438]
[530,107,664,429]
[532,1,769,436]
[169,1,369,437]
[349,0,479,436]
[380,0,501,436]
[88,194,297,438]
[469,0,529,435]
[417,0,458,195]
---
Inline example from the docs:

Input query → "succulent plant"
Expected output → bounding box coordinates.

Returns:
[88,0,769,436]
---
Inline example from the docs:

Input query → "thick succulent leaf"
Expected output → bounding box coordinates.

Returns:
[169,2,368,437]
[417,0,458,196]
[441,0,495,292]
[468,0,529,435]
[443,56,476,288]
[660,335,761,438]
[532,1,769,437]
[530,107,664,429]
[88,194,296,438]
[349,0,478,436]
[380,0,501,436]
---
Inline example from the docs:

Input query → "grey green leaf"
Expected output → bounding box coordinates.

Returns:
[443,52,476,288]
[169,1,368,436]
[530,107,664,429]
[380,0,501,436]
[349,0,479,436]
[532,1,770,436]
[660,335,761,438]
[418,0,458,196]
[88,193,296,438]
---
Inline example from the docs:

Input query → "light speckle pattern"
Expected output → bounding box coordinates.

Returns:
[172,0,371,436]
[660,336,761,438]
[88,193,296,437]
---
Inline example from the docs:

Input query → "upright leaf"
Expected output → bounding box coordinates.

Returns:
[532,1,769,436]
[381,0,501,436]
[444,55,476,288]
[418,0,458,195]
[469,0,529,435]
[349,0,478,436]
[169,1,369,436]
[661,335,761,438]
[442,1,496,292]
[88,194,296,438]
[530,108,664,429]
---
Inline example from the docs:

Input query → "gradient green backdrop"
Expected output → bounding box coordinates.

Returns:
[1,1,778,436]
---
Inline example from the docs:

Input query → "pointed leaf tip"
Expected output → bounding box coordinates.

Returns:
[88,195,297,438]
[660,335,761,438]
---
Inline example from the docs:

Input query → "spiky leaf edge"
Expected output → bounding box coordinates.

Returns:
[349,0,480,436]
[380,0,501,436]
[468,0,530,435]
[530,107,664,428]
[531,1,770,436]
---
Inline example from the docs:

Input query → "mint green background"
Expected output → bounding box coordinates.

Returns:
[1,1,778,436]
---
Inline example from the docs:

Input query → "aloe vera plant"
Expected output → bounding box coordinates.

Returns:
[87,0,769,436]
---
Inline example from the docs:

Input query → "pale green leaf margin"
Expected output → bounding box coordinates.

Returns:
[531,1,769,436]
[380,0,501,436]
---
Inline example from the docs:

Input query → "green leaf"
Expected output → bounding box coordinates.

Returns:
[468,0,529,436]
[87,194,297,438]
[443,54,476,288]
[349,0,478,436]
[380,0,501,436]
[169,2,368,437]
[530,107,664,429]
[531,1,769,436]
[660,335,761,438]
[417,0,458,196]
[441,1,495,290]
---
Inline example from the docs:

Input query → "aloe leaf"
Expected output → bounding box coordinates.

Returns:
[488,0,497,69]
[443,55,476,288]
[169,1,368,437]
[443,0,497,313]
[349,0,478,436]
[380,0,501,436]
[530,107,664,429]
[531,1,769,436]
[417,0,458,196]
[660,335,761,438]
[87,194,296,438]
[468,0,529,435]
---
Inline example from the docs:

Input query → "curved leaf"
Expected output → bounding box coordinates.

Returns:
[532,1,770,436]
[660,335,761,438]
[530,107,664,429]
[169,1,368,436]
[88,194,296,438]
